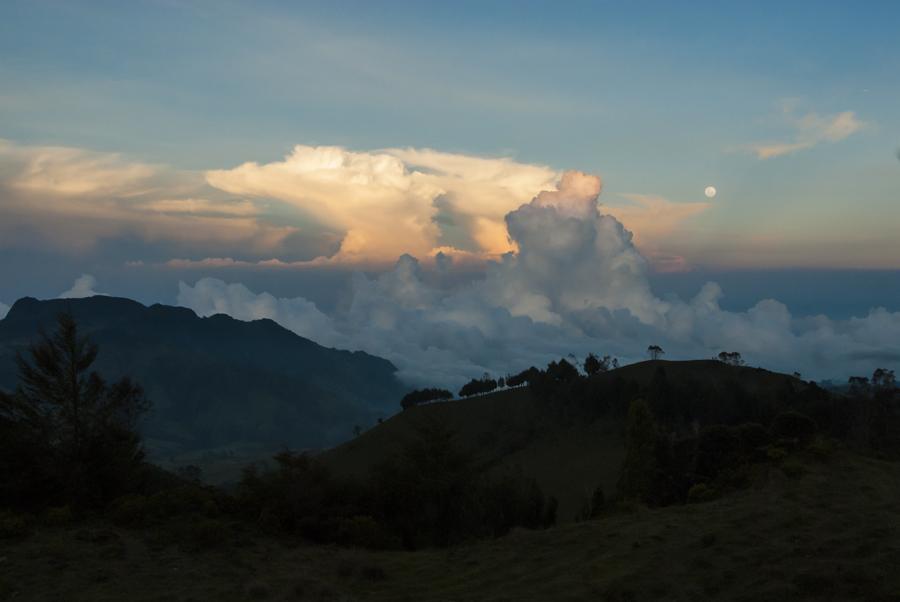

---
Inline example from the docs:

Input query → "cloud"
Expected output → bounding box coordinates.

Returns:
[59,274,104,298]
[177,278,342,347]
[749,109,866,159]
[178,171,900,388]
[0,302,8,320]
[206,145,560,264]
[1,140,710,270]
[0,139,311,259]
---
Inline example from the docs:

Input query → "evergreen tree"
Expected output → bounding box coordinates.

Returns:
[0,313,150,508]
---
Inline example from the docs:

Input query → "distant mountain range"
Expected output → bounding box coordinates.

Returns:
[0,296,406,459]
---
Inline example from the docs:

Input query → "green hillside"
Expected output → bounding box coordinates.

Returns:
[322,359,815,522]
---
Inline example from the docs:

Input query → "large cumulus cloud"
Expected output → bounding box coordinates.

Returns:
[178,171,900,387]
[0,140,710,271]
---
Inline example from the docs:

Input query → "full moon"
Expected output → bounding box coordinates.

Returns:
[704,185,717,198]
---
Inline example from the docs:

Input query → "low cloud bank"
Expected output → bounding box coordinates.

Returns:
[0,302,8,320]
[59,274,104,299]
[177,171,900,388]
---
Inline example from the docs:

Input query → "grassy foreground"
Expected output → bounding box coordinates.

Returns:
[4,447,900,601]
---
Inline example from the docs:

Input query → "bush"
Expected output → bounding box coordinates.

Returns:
[735,423,771,457]
[184,518,229,552]
[695,425,741,478]
[808,436,835,461]
[44,506,75,527]
[149,485,220,518]
[0,511,30,539]
[687,483,717,504]
[766,446,788,462]
[110,494,151,527]
[771,411,817,446]
[336,515,397,549]
[780,458,807,479]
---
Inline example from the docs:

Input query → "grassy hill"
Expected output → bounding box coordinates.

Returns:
[322,359,812,522]
[4,447,900,601]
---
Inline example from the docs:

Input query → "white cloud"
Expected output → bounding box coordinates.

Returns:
[0,302,9,320]
[177,171,900,388]
[177,277,343,347]
[59,274,104,299]
[0,140,302,257]
[1,140,711,268]
[750,109,866,159]
[206,144,560,264]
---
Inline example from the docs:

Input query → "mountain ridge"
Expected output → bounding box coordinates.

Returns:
[0,295,405,462]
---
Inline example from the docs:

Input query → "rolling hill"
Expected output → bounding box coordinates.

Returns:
[0,296,406,468]
[322,359,817,522]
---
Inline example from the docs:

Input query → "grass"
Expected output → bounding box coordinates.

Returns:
[321,359,810,523]
[321,387,625,522]
[4,448,900,601]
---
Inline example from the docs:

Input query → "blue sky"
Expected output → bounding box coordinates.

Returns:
[0,1,898,335]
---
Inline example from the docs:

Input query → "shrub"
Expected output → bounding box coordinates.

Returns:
[808,436,835,461]
[44,506,75,527]
[735,423,771,457]
[110,494,151,527]
[695,425,741,478]
[687,483,717,504]
[766,446,788,463]
[771,411,817,446]
[336,515,397,549]
[184,518,229,552]
[780,458,806,479]
[148,485,220,518]
[0,512,30,539]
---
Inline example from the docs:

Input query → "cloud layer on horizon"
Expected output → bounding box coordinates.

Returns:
[177,173,900,388]
[0,139,710,271]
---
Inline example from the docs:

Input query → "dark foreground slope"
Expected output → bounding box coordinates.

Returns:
[0,296,404,460]
[3,447,899,601]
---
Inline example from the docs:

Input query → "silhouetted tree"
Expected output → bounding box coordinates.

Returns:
[400,388,453,410]
[458,376,498,398]
[506,367,540,387]
[717,351,744,366]
[545,359,579,384]
[873,368,896,390]
[0,312,150,509]
[848,376,871,396]
[647,345,664,360]
[584,353,618,376]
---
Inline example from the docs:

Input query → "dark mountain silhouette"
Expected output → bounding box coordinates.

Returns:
[0,296,404,457]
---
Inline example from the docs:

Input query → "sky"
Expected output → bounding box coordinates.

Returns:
[1,0,898,385]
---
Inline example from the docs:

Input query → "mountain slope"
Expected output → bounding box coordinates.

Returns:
[0,296,405,458]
